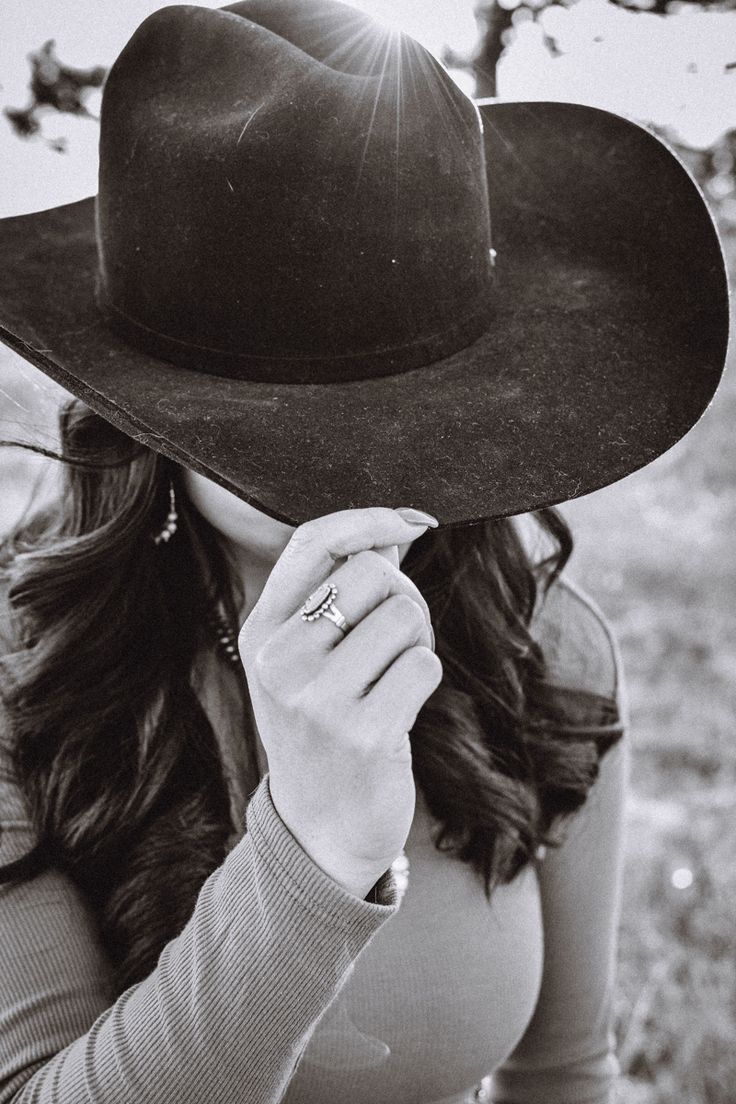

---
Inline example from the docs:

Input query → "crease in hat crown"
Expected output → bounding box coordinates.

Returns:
[94,0,496,385]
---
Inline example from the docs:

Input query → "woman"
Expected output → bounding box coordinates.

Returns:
[0,2,728,1102]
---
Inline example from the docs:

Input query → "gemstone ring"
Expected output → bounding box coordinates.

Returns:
[299,582,350,634]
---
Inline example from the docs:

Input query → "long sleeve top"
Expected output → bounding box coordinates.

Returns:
[0,575,628,1104]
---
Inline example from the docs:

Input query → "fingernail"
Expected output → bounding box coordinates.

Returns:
[395,508,439,528]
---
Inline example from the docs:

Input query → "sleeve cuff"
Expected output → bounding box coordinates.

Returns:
[244,775,401,941]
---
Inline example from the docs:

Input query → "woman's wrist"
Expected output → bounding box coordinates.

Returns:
[276,825,394,901]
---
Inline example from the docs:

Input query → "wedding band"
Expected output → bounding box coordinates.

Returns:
[300,582,350,634]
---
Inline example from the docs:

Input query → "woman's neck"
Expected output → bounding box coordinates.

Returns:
[221,538,288,623]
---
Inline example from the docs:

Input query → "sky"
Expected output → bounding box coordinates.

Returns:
[0,0,734,218]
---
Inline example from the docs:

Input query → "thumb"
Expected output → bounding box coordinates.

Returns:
[350,544,400,569]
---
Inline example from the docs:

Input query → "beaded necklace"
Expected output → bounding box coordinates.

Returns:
[208,602,242,666]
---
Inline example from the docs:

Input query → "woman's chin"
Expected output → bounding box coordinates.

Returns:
[181,467,295,563]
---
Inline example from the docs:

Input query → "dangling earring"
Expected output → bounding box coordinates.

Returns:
[153,480,178,545]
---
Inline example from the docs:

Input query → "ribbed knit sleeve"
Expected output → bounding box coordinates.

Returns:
[491,577,629,1104]
[0,766,399,1104]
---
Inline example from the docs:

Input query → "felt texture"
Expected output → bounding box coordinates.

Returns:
[0,2,729,527]
[95,0,494,381]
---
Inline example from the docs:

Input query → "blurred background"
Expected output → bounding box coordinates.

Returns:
[1,1,734,1100]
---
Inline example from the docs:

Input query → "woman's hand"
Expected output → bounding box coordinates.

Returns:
[238,508,442,900]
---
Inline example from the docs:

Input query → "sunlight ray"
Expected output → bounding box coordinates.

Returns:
[392,33,405,243]
[282,9,391,76]
[352,30,401,196]
[405,44,479,176]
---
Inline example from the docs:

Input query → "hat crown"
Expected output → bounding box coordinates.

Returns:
[95,0,494,383]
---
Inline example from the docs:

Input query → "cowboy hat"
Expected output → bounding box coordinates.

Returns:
[0,0,729,526]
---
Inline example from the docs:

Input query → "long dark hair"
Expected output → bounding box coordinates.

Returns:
[0,399,611,993]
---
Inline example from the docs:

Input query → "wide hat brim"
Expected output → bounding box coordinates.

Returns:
[0,100,729,527]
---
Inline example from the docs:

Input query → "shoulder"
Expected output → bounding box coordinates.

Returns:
[530,573,623,707]
[530,578,629,854]
[0,565,21,669]
[0,565,22,758]
[0,566,15,642]
[0,565,48,875]
[0,525,37,660]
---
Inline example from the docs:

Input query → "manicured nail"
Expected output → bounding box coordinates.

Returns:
[395,508,439,527]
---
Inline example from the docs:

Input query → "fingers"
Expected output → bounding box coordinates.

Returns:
[326,592,432,691]
[364,646,443,733]
[243,508,435,635]
[288,548,433,652]
[354,544,400,569]
[247,549,433,688]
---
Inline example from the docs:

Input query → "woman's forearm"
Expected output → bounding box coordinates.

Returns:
[1,775,398,1104]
